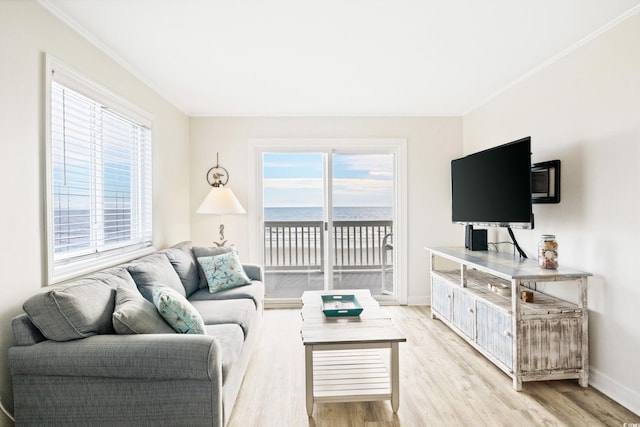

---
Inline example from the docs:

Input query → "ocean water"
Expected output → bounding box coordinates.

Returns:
[264,206,392,221]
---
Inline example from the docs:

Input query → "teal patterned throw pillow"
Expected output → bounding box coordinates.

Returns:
[152,285,206,334]
[197,251,251,294]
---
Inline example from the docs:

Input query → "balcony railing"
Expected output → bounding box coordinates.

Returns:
[264,220,393,271]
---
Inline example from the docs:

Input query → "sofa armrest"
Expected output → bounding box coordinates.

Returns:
[9,333,221,380]
[242,263,263,282]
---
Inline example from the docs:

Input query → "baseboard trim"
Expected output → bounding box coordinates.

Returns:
[590,368,640,416]
[407,296,430,306]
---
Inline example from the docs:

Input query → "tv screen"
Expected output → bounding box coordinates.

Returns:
[451,137,533,229]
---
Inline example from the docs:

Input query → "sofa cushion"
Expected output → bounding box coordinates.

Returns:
[127,253,185,301]
[164,242,200,297]
[197,251,251,294]
[112,286,175,334]
[189,281,265,310]
[192,246,234,288]
[86,267,138,291]
[23,279,117,342]
[190,298,257,338]
[241,263,263,282]
[152,285,206,334]
[205,323,244,383]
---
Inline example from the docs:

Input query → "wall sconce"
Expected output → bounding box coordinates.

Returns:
[196,153,246,247]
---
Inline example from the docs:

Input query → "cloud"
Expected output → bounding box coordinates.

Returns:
[264,178,322,190]
[368,170,393,177]
[264,160,320,170]
[335,154,393,176]
[332,178,393,206]
[264,177,391,192]
[333,177,392,191]
[263,177,392,207]
[263,178,323,207]
[263,155,394,207]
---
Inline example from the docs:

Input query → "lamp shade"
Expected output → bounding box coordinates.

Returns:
[197,187,246,215]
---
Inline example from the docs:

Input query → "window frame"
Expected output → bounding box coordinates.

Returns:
[44,55,154,285]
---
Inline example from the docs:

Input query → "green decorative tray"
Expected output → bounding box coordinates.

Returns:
[321,294,363,317]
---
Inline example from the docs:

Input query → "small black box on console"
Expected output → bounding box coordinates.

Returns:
[465,225,488,251]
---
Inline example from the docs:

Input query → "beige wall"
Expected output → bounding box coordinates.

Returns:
[190,117,463,304]
[464,12,640,414]
[0,2,191,421]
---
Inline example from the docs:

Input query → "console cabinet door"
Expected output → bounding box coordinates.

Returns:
[431,275,452,322]
[452,287,475,339]
[476,302,513,369]
[519,317,583,372]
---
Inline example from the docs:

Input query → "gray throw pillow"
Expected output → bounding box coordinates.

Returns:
[23,279,116,341]
[127,253,186,302]
[164,245,200,297]
[192,246,234,288]
[112,286,175,334]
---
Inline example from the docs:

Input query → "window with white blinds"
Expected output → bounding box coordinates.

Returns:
[46,58,153,283]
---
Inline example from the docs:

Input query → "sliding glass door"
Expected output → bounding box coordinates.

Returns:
[259,145,397,302]
[263,152,326,298]
[331,153,394,295]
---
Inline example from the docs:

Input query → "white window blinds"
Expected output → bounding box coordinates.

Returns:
[47,60,152,283]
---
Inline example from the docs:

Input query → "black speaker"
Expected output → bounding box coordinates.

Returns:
[469,229,488,251]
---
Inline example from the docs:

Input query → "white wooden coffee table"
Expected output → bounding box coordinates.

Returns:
[300,290,406,416]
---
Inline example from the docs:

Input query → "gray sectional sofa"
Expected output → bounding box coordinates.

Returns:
[8,241,264,427]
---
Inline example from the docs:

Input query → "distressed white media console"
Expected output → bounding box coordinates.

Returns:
[427,247,591,391]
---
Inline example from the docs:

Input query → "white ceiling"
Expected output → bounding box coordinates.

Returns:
[40,0,640,117]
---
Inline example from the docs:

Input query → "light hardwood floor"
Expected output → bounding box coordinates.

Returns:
[228,306,640,427]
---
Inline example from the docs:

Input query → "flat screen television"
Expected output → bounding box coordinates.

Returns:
[451,137,534,230]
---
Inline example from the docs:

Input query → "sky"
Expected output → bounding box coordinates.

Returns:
[263,152,394,207]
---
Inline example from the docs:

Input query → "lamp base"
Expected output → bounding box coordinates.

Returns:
[213,223,228,247]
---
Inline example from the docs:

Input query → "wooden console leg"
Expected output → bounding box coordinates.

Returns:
[579,371,589,388]
[513,376,522,391]
[305,345,314,416]
[391,343,400,413]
